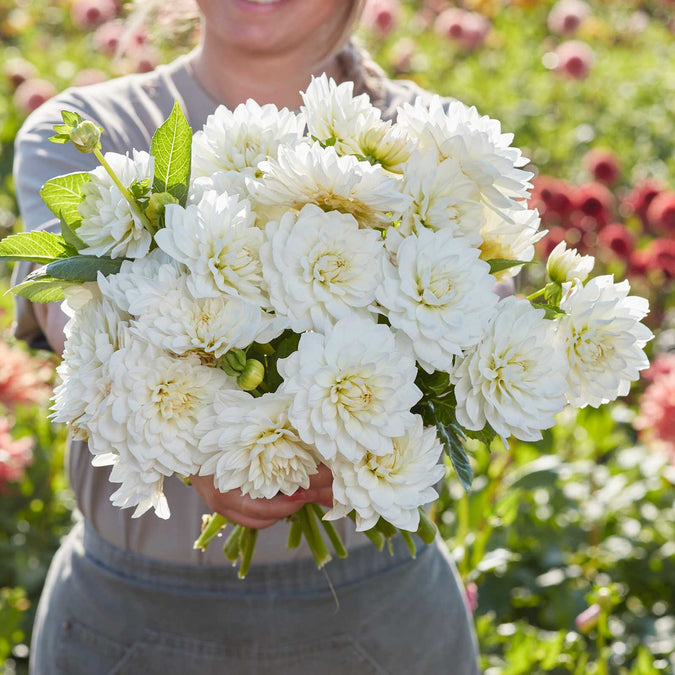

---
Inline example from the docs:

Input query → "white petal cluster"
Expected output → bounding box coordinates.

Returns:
[155,190,268,306]
[546,241,594,284]
[325,416,445,531]
[399,152,484,242]
[397,96,533,215]
[252,143,411,227]
[278,317,421,461]
[192,100,304,179]
[129,275,265,359]
[377,228,498,373]
[479,203,545,279]
[261,204,384,333]
[77,150,154,259]
[87,332,235,518]
[453,297,570,441]
[197,390,319,499]
[52,292,127,442]
[556,276,653,408]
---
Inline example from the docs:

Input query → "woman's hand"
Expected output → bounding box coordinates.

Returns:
[190,464,334,530]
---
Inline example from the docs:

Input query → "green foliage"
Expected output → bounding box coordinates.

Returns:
[151,101,192,206]
[0,232,77,265]
[40,172,90,229]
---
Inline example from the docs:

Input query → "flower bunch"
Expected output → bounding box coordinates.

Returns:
[0,76,653,575]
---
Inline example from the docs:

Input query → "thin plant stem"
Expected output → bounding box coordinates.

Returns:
[193,512,228,551]
[309,504,347,558]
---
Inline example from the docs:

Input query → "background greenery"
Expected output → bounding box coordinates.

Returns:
[0,1,673,673]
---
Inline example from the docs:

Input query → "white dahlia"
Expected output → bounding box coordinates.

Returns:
[399,151,484,243]
[452,296,569,441]
[397,96,533,212]
[546,241,594,284]
[197,390,319,499]
[479,203,545,279]
[191,100,304,179]
[278,317,421,462]
[376,228,498,373]
[556,276,652,408]
[261,204,384,333]
[251,142,411,227]
[107,455,169,519]
[88,333,234,492]
[325,415,445,532]
[52,294,127,442]
[77,150,154,259]
[155,190,268,306]
[130,275,265,359]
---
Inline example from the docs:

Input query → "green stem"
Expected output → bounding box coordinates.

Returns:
[287,518,302,549]
[416,508,438,545]
[193,512,228,551]
[596,610,608,675]
[298,505,332,569]
[223,525,243,563]
[238,528,258,579]
[93,147,156,235]
[310,504,347,558]
[457,493,471,576]
[347,511,385,551]
[374,518,398,539]
[526,287,546,301]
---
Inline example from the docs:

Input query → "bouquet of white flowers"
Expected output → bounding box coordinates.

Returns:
[0,76,653,577]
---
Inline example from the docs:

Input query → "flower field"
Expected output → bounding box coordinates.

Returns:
[0,1,674,673]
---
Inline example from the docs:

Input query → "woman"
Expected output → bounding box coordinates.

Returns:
[14,1,480,672]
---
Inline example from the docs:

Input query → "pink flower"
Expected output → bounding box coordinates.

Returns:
[434,8,490,51]
[597,223,636,259]
[529,176,574,222]
[390,38,418,73]
[93,21,146,57]
[642,353,675,384]
[0,342,52,411]
[646,192,675,239]
[623,179,666,229]
[0,417,33,487]
[628,248,650,278]
[583,148,621,186]
[3,57,37,90]
[464,582,478,613]
[13,78,57,114]
[70,0,118,30]
[555,40,594,79]
[435,8,466,41]
[72,68,108,87]
[547,0,591,36]
[644,238,675,279]
[362,0,401,36]
[634,368,675,460]
[571,182,615,228]
[575,604,601,634]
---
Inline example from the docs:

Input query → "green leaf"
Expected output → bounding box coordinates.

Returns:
[44,255,125,282]
[488,258,532,275]
[40,172,91,226]
[431,409,473,492]
[49,134,71,144]
[151,101,192,206]
[530,302,567,320]
[59,215,86,252]
[9,277,69,303]
[61,110,82,126]
[416,369,450,396]
[0,231,77,264]
[129,178,152,201]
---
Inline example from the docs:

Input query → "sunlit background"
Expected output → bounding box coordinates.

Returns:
[0,1,674,673]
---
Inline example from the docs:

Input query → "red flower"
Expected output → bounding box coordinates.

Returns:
[597,223,636,259]
[435,8,466,41]
[13,78,57,114]
[634,368,675,460]
[555,40,594,79]
[530,176,574,222]
[645,238,675,279]
[646,192,675,239]
[547,0,591,36]
[571,182,615,229]
[583,148,621,186]
[3,57,37,90]
[623,179,666,229]
[628,248,650,278]
[642,352,675,384]
[71,0,117,30]
[0,417,33,487]
[0,342,52,411]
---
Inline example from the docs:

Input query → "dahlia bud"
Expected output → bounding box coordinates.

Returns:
[237,359,265,391]
[575,604,601,633]
[144,192,178,228]
[546,241,594,284]
[219,348,247,376]
[69,120,102,153]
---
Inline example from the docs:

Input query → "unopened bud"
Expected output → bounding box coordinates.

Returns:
[225,349,247,373]
[69,120,102,153]
[575,604,601,634]
[546,241,594,284]
[145,191,178,227]
[237,359,265,391]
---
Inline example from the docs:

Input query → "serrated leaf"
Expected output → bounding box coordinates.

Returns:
[151,101,192,206]
[9,277,69,303]
[44,256,125,282]
[0,231,77,264]
[61,110,82,126]
[436,421,474,492]
[40,172,91,227]
[488,258,532,275]
[48,134,72,144]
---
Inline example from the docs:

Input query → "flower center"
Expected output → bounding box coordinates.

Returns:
[331,376,373,412]
[151,380,195,418]
[313,253,346,284]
